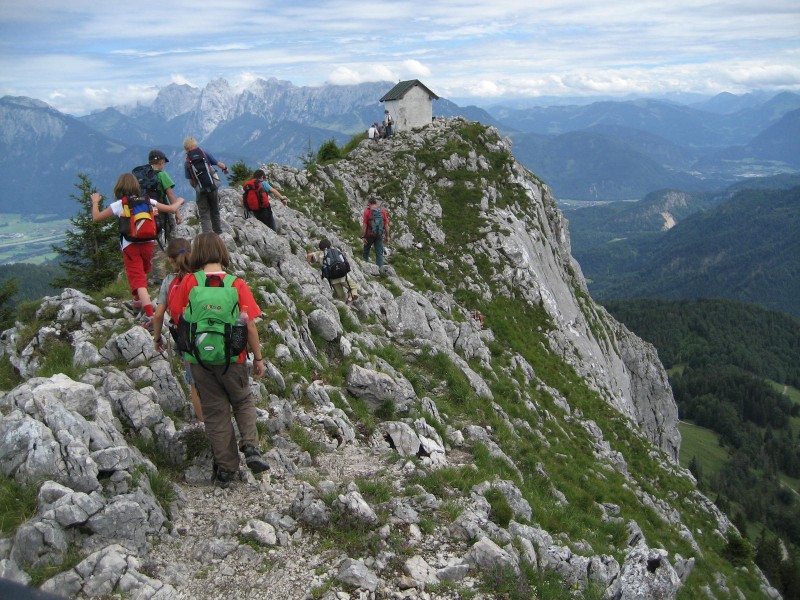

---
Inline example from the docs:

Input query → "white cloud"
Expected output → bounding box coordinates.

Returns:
[402,60,431,78]
[1,0,799,114]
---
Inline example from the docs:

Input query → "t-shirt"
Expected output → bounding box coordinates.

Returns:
[259,181,275,194]
[157,272,177,307]
[169,270,262,364]
[110,198,158,250]
[156,170,176,199]
[362,206,389,237]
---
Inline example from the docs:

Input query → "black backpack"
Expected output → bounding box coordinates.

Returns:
[131,164,163,202]
[186,148,217,192]
[321,247,350,280]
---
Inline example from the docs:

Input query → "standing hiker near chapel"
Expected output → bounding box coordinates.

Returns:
[362,196,390,271]
[183,137,228,235]
[241,169,288,232]
[91,173,184,331]
[307,238,359,305]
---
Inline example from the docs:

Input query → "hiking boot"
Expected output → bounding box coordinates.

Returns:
[124,299,144,311]
[140,315,154,332]
[242,445,269,474]
[214,467,236,489]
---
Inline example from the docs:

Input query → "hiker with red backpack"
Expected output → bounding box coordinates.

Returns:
[183,136,228,235]
[241,168,288,232]
[151,237,203,423]
[362,196,390,271]
[91,173,184,331]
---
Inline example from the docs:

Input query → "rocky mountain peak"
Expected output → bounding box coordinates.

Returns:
[0,118,778,599]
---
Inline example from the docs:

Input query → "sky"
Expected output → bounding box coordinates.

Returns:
[1,0,799,116]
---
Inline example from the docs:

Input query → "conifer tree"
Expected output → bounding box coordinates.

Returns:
[227,160,253,188]
[51,174,121,292]
[0,277,18,330]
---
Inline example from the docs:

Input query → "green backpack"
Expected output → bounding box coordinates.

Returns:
[180,271,247,371]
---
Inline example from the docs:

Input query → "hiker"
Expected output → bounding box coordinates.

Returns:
[362,196,390,270]
[168,232,270,488]
[152,237,203,422]
[383,110,394,137]
[183,136,228,235]
[241,168,288,232]
[368,122,379,141]
[91,173,184,331]
[306,238,359,305]
[148,148,184,232]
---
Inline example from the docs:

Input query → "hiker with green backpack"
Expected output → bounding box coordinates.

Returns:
[362,196,390,270]
[169,232,270,488]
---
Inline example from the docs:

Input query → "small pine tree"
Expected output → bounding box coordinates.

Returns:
[316,138,342,164]
[51,174,122,293]
[227,160,253,188]
[299,137,316,168]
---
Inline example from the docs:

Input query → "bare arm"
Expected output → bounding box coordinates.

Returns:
[164,188,185,224]
[91,193,114,222]
[153,303,167,351]
[155,198,184,214]
[246,320,266,379]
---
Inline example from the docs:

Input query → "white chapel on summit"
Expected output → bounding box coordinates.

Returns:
[380,80,439,133]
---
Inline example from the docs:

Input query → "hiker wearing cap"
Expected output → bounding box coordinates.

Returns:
[148,149,184,226]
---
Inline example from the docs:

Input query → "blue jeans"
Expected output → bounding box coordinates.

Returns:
[363,237,384,267]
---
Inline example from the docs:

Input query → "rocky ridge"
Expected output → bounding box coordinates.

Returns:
[0,118,780,599]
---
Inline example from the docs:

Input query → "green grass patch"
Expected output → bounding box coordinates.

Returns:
[0,476,38,534]
[27,546,84,587]
[678,421,729,479]
[289,425,324,459]
[0,355,23,391]
[35,339,83,380]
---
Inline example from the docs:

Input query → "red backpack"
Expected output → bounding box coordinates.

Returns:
[242,179,269,211]
[119,195,158,242]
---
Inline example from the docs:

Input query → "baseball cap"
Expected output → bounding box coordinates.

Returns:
[148,149,169,163]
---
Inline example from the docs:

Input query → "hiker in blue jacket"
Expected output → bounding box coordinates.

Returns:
[183,136,228,235]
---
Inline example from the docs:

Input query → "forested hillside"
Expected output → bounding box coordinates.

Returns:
[572,185,800,317]
[604,297,800,598]
[0,263,63,303]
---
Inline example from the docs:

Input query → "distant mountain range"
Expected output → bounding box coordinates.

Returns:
[563,176,800,317]
[1,79,799,215]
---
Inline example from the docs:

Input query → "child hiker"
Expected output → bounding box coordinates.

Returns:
[152,237,203,422]
[91,172,184,330]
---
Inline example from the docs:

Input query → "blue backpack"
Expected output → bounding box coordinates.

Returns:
[368,207,384,239]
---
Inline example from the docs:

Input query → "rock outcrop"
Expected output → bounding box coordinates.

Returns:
[0,118,777,599]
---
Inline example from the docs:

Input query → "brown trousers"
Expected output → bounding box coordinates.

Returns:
[190,362,260,473]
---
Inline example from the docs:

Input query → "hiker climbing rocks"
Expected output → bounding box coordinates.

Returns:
[183,136,227,235]
[307,238,359,305]
[362,196,390,271]
[91,173,184,331]
[241,168,288,232]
